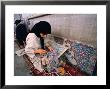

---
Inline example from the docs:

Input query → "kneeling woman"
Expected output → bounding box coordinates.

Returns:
[25,21,53,73]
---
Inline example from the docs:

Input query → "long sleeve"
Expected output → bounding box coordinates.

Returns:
[25,33,44,72]
[25,33,41,59]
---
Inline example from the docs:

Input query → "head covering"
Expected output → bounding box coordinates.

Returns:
[31,21,51,37]
[14,20,21,25]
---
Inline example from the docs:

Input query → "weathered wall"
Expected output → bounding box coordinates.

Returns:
[22,14,97,48]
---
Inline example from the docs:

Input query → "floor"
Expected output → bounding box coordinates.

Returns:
[14,41,32,76]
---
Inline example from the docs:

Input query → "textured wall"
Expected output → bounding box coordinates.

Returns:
[26,14,97,48]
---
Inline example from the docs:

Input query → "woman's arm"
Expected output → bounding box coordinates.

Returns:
[34,49,47,54]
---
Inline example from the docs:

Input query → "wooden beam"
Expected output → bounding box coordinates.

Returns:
[28,14,52,20]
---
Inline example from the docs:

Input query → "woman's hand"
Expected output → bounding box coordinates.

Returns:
[48,47,54,51]
[34,49,47,55]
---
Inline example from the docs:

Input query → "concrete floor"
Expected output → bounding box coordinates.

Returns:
[14,41,32,76]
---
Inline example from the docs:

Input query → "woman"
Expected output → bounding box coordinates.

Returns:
[25,21,53,73]
[15,20,28,48]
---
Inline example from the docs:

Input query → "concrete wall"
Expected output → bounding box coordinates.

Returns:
[26,14,97,48]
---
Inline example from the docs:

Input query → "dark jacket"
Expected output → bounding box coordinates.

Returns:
[16,23,28,45]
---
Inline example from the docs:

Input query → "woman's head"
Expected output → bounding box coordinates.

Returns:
[31,21,51,38]
[31,21,51,49]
